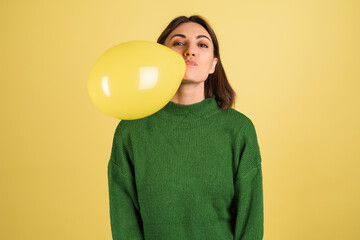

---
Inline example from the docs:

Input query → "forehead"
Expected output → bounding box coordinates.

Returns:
[167,22,211,40]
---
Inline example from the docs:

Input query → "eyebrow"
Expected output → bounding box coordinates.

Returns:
[169,34,211,42]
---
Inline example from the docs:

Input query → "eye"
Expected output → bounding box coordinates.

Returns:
[199,43,208,48]
[173,41,184,46]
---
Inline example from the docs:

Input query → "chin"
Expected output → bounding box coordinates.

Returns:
[182,74,205,83]
[181,79,205,84]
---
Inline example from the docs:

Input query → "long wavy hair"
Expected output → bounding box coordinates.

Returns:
[157,15,236,110]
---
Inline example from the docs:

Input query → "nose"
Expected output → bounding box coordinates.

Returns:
[183,46,195,57]
[184,51,195,57]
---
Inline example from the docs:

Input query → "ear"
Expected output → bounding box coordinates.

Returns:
[209,57,218,74]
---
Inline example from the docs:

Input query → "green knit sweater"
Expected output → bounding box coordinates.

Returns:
[107,96,264,240]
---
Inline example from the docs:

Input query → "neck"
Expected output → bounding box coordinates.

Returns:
[170,81,205,105]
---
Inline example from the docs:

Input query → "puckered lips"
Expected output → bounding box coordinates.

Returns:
[185,59,198,66]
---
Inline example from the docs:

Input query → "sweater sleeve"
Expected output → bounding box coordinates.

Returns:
[107,121,144,240]
[233,118,264,240]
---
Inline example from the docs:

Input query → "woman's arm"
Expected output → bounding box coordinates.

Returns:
[107,121,144,240]
[233,118,264,239]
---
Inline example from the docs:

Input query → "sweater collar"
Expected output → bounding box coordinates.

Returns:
[161,95,220,117]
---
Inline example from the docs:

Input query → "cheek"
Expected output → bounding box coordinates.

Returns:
[169,47,183,56]
[203,56,215,69]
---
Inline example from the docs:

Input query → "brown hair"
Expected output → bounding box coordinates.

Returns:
[157,15,236,110]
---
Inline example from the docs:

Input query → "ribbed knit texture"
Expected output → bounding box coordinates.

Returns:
[107,96,264,240]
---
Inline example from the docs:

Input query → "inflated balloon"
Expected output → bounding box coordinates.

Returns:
[88,40,186,120]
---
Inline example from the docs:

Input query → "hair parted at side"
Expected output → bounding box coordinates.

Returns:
[157,15,236,110]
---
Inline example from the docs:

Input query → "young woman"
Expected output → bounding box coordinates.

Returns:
[108,15,264,240]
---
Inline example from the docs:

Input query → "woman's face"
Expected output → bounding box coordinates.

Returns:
[164,22,218,83]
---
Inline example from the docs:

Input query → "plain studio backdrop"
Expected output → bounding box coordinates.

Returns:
[1,0,359,239]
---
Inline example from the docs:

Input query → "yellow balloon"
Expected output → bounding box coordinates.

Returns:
[87,40,186,120]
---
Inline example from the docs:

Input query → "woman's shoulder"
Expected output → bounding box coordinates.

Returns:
[113,113,157,138]
[224,107,258,134]
[112,118,143,138]
[225,107,255,124]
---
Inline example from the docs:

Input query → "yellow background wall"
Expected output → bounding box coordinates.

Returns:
[1,0,359,239]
